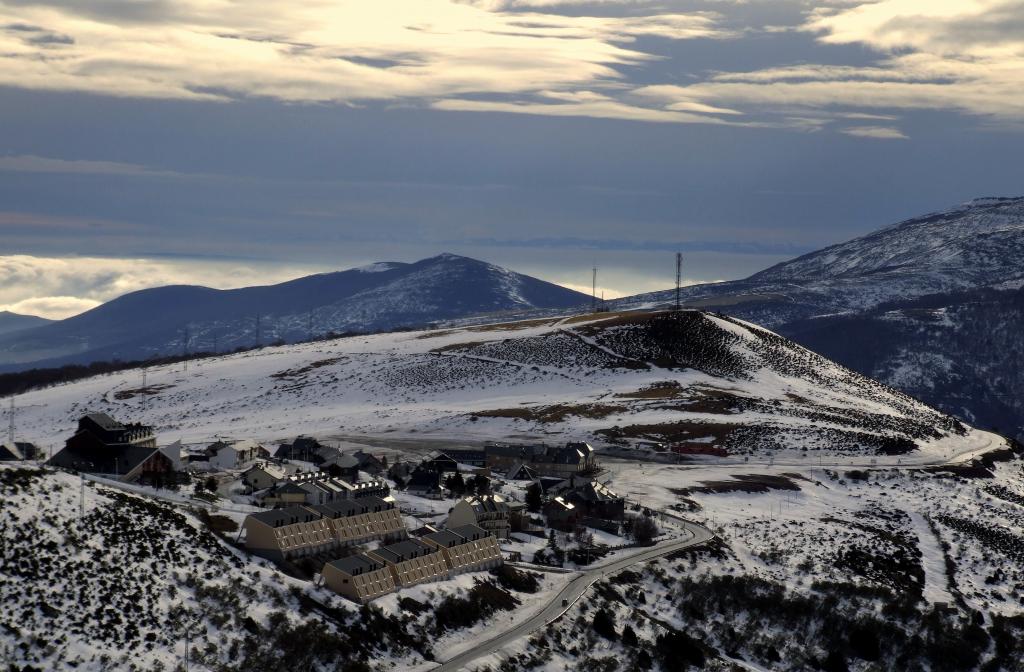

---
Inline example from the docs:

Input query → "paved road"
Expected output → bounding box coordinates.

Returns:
[433,520,715,672]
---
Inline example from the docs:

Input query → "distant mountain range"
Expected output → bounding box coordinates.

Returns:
[5,197,1023,440]
[0,253,588,371]
[0,311,52,335]
[611,196,1024,439]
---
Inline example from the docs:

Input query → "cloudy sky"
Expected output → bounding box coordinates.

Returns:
[2,0,1023,318]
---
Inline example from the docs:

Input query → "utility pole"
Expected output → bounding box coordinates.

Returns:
[182,326,190,372]
[307,309,314,342]
[255,313,262,348]
[7,396,13,445]
[675,252,683,310]
[591,266,597,313]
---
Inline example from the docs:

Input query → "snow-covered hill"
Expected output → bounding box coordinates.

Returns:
[617,197,1024,320]
[0,253,588,372]
[9,309,996,462]
[607,197,1024,441]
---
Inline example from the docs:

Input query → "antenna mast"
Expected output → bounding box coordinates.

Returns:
[141,368,148,415]
[591,266,597,313]
[675,252,683,310]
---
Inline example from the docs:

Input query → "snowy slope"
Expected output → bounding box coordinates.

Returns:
[616,197,1024,320]
[605,197,1024,441]
[0,465,439,671]
[8,309,992,462]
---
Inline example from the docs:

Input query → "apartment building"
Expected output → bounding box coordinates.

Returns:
[367,539,450,588]
[447,495,511,539]
[243,506,336,561]
[243,496,404,561]
[322,554,396,604]
[422,524,502,574]
[309,496,405,546]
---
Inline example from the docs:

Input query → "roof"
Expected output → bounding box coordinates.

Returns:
[214,438,263,454]
[448,524,490,542]
[372,539,436,563]
[84,413,122,431]
[0,443,24,460]
[327,553,383,576]
[464,495,509,514]
[48,442,166,476]
[545,496,575,512]
[423,529,465,548]
[247,505,317,527]
[322,453,359,469]
[310,496,393,518]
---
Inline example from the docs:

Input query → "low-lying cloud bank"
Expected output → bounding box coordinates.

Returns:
[0,255,327,320]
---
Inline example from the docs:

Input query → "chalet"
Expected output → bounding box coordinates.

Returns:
[531,442,597,478]
[563,479,625,522]
[206,439,269,470]
[422,524,502,575]
[241,461,295,491]
[419,451,459,476]
[275,436,336,464]
[543,496,580,532]
[367,539,449,588]
[320,453,360,481]
[322,554,396,603]
[352,450,387,475]
[447,495,511,539]
[505,462,539,481]
[405,469,443,498]
[256,480,309,508]
[48,413,181,485]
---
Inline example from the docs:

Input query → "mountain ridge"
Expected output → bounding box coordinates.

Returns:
[0,253,589,372]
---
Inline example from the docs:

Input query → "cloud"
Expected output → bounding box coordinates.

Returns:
[1,296,101,320]
[0,254,326,319]
[0,154,187,177]
[0,0,1020,132]
[840,125,908,140]
[0,1,723,105]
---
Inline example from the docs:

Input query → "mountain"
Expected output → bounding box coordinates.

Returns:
[11,309,993,463]
[611,197,1024,439]
[0,254,589,372]
[0,310,52,335]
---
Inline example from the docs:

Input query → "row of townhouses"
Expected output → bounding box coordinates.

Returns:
[254,471,391,507]
[243,496,405,561]
[322,524,502,603]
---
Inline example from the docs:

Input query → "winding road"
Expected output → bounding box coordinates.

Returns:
[433,519,715,672]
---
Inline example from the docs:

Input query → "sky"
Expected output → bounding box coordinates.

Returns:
[1,0,1023,319]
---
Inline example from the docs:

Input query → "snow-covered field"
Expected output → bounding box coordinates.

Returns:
[10,310,981,464]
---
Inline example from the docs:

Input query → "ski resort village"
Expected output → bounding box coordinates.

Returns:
[2,309,1024,672]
